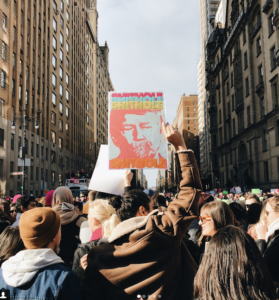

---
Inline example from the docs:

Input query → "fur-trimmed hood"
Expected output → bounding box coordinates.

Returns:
[108,209,159,243]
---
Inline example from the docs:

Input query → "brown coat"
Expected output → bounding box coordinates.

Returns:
[81,151,202,300]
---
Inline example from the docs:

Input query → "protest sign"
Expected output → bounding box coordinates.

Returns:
[251,189,260,194]
[89,145,126,195]
[108,92,168,170]
[223,191,228,195]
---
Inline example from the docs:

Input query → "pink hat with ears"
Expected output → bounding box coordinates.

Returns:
[12,194,22,203]
[45,190,55,206]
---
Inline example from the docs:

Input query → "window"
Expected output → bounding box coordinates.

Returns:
[59,102,63,114]
[86,102,89,111]
[52,36,57,50]
[59,84,63,96]
[13,53,15,69]
[59,67,63,79]
[66,25,69,37]
[53,18,57,32]
[51,131,56,143]
[270,46,276,70]
[226,82,229,96]
[66,41,69,53]
[263,129,268,151]
[260,97,265,117]
[59,138,63,149]
[272,82,278,107]
[219,127,223,145]
[269,14,274,35]
[187,107,189,112]
[51,111,56,124]
[257,37,261,56]
[60,15,64,27]
[10,133,14,150]
[52,92,56,105]
[1,70,6,88]
[66,106,69,117]
[60,0,64,11]
[247,106,251,125]
[66,10,69,22]
[2,42,6,60]
[187,113,190,118]
[52,73,56,87]
[86,77,89,86]
[264,161,269,182]
[66,123,69,134]
[31,141,34,156]
[0,129,4,147]
[86,115,89,124]
[2,13,7,32]
[59,119,63,131]
[66,140,69,150]
[243,26,246,44]
[233,118,236,136]
[10,161,14,178]
[19,60,23,76]
[66,0,69,7]
[66,73,69,85]
[66,57,69,69]
[219,110,222,123]
[66,89,69,102]
[245,78,249,97]
[258,65,263,83]
[244,52,248,69]
[51,171,55,182]
[19,85,22,102]
[60,32,64,45]
[52,54,57,68]
[59,50,63,62]
[231,72,233,87]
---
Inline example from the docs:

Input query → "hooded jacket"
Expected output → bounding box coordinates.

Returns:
[0,249,82,300]
[81,151,202,300]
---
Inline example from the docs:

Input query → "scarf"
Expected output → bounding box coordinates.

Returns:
[266,217,279,242]
[90,227,103,242]
[53,202,79,225]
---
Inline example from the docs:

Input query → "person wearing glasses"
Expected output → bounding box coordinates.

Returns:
[245,194,261,211]
[256,196,279,284]
[10,203,17,223]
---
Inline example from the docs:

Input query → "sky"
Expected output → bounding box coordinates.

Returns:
[98,0,201,188]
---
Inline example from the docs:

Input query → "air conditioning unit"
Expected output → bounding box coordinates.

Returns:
[41,156,45,159]
[55,10,60,15]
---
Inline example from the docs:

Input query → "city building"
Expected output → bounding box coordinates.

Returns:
[205,0,279,190]
[198,0,221,189]
[0,0,113,197]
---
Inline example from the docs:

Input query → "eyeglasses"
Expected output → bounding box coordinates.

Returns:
[198,216,212,223]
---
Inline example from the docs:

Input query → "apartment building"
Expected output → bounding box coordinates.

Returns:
[206,0,279,190]
[0,0,113,197]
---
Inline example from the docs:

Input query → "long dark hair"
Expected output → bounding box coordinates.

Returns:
[109,190,150,221]
[194,226,277,300]
[0,226,25,267]
[1,200,15,223]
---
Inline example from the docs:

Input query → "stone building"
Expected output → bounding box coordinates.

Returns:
[0,0,113,197]
[206,0,279,190]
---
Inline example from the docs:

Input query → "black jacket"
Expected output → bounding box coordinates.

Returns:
[256,229,279,283]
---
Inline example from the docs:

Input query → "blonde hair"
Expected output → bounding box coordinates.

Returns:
[88,199,120,239]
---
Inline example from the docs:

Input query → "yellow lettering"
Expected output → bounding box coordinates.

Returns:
[134,102,143,109]
[143,101,152,109]
[157,101,163,110]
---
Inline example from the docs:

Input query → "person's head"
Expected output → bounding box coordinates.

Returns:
[199,201,236,237]
[246,203,262,225]
[0,227,25,267]
[229,202,246,225]
[45,190,54,207]
[218,192,223,199]
[151,193,167,208]
[0,200,11,215]
[194,226,276,300]
[19,207,61,252]
[15,196,37,213]
[10,203,17,219]
[74,201,83,215]
[80,191,88,203]
[198,193,214,211]
[265,196,279,226]
[109,190,153,221]
[245,194,261,211]
[88,190,97,202]
[88,199,120,238]
[52,187,73,207]
[110,108,164,159]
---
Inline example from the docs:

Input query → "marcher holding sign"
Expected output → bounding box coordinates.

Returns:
[108,92,167,169]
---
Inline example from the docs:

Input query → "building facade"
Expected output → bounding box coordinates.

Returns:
[206,0,279,190]
[0,0,113,197]
[198,0,221,188]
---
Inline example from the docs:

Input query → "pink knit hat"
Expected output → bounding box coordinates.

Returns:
[12,194,22,203]
[45,190,55,206]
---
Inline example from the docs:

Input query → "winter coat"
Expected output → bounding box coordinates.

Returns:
[0,248,81,300]
[59,215,84,268]
[11,212,22,228]
[256,229,279,284]
[81,150,202,300]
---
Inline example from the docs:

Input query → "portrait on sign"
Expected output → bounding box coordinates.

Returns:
[108,92,168,169]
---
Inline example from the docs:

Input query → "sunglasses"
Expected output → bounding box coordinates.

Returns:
[198,216,212,223]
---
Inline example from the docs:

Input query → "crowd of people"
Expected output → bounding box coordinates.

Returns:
[0,123,278,299]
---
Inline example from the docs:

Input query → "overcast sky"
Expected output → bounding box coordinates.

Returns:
[98,0,201,188]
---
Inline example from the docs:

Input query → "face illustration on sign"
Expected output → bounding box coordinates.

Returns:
[121,112,162,158]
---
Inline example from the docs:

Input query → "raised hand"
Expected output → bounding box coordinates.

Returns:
[162,122,187,151]
[124,169,133,187]
[80,254,88,270]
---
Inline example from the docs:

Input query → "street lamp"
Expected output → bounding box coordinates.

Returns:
[11,119,16,130]
[34,119,39,130]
